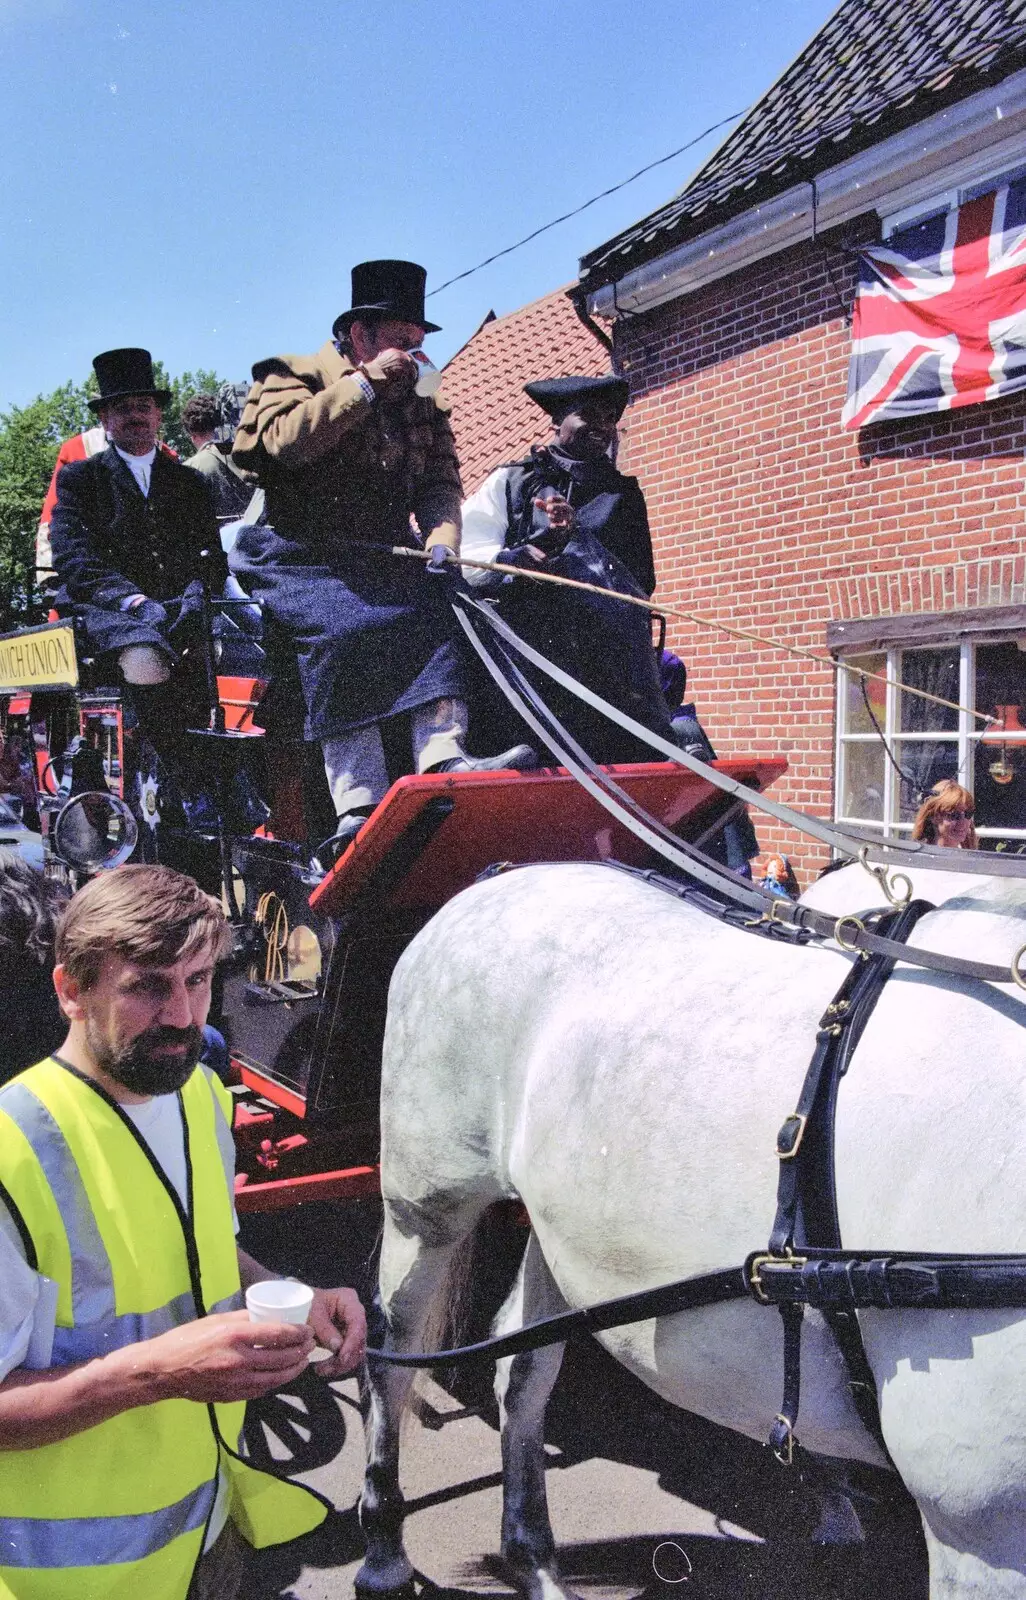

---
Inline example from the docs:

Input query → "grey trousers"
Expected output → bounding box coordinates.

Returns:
[322,696,468,817]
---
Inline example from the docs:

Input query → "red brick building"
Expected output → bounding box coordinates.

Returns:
[578,0,1026,875]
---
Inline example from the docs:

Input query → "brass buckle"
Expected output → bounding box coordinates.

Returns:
[776,1113,807,1160]
[834,913,868,956]
[773,1414,795,1466]
[1012,943,1026,992]
[747,1251,808,1305]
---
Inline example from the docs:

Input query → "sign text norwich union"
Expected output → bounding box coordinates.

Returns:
[0,626,78,692]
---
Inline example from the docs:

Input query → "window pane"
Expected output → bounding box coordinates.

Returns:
[841,653,887,735]
[975,641,1026,733]
[894,742,961,824]
[974,642,1026,833]
[899,646,959,734]
[839,741,885,822]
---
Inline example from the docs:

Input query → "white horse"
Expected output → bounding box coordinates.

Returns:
[800,856,995,918]
[357,862,1026,1600]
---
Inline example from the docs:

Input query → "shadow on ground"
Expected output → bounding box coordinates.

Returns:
[241,1199,928,1599]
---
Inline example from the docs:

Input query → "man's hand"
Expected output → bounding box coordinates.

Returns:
[142,1310,313,1403]
[308,1287,367,1378]
[361,348,418,402]
[518,494,576,563]
[533,494,575,535]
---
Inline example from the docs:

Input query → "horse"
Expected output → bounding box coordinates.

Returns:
[357,860,1026,1600]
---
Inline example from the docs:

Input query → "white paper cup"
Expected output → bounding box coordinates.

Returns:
[246,1279,314,1325]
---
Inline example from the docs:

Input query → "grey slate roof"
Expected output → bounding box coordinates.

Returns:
[580,0,1026,289]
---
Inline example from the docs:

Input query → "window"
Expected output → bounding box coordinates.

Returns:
[835,638,1026,852]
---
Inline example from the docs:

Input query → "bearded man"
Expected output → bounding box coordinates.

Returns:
[0,865,365,1598]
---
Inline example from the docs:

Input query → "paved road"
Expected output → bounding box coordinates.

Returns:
[239,1200,929,1600]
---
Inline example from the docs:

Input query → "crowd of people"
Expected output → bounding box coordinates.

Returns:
[0,251,997,1596]
[42,256,727,861]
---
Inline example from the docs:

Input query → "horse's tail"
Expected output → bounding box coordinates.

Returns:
[397,1200,531,1417]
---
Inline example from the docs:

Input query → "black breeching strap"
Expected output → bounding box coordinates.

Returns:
[765,898,934,1466]
[366,1266,749,1368]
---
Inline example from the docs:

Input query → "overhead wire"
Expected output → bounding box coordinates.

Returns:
[427,110,749,298]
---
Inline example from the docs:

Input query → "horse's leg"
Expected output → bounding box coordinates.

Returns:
[494,1233,579,1600]
[357,1195,493,1600]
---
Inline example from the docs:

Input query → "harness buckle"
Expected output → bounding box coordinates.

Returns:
[776,1113,807,1160]
[747,1251,808,1305]
[834,914,869,957]
[772,1413,795,1466]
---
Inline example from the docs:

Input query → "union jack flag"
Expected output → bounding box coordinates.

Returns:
[842,176,1026,430]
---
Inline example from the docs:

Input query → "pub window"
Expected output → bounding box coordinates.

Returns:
[835,638,1026,852]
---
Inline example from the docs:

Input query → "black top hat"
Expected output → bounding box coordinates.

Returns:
[332,260,440,340]
[88,348,171,412]
[524,374,630,419]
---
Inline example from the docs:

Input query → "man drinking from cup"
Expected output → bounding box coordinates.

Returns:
[0,865,365,1599]
[231,259,535,857]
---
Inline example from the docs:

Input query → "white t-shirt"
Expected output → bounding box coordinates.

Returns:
[114,444,157,497]
[0,1080,239,1548]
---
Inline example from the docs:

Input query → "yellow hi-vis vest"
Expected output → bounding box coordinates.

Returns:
[0,1057,326,1599]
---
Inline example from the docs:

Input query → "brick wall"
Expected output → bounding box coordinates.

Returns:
[612,220,1026,880]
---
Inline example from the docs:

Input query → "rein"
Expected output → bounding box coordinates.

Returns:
[452,593,1026,988]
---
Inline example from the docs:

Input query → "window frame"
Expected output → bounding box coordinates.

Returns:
[835,637,1026,846]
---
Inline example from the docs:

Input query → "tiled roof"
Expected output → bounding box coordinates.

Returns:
[581,0,1026,288]
[441,287,610,493]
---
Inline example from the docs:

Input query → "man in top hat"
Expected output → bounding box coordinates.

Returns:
[49,349,228,767]
[459,373,672,764]
[231,260,534,851]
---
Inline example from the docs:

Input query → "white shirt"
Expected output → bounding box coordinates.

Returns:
[0,1079,239,1548]
[460,468,513,584]
[114,444,157,497]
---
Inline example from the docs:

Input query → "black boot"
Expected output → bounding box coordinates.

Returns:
[428,743,538,775]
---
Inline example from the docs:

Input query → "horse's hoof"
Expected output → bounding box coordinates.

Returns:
[354,1559,416,1600]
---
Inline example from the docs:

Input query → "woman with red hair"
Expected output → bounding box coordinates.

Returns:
[911,779,978,849]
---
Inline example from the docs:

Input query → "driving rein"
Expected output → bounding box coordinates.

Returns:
[366,595,1026,1466]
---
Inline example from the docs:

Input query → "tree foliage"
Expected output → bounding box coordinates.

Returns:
[0,367,226,631]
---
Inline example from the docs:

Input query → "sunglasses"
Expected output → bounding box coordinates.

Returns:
[940,810,974,821]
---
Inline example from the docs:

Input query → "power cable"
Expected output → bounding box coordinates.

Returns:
[427,109,749,298]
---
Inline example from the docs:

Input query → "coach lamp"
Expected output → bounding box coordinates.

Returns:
[52,791,138,873]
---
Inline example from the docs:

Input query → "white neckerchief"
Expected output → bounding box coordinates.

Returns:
[114,444,157,497]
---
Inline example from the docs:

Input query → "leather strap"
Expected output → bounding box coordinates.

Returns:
[453,596,1026,988]
[454,591,1026,880]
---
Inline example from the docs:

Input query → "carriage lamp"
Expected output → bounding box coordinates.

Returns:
[982,704,1026,785]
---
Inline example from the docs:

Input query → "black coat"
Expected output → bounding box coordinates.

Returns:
[502,446,656,597]
[50,447,227,658]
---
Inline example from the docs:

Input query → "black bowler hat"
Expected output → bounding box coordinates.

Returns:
[332,260,441,340]
[88,348,171,412]
[524,374,630,419]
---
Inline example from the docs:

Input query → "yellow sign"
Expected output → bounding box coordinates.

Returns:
[0,624,78,694]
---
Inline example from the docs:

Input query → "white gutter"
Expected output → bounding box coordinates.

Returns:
[586,66,1026,321]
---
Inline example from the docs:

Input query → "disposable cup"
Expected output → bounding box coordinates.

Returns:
[246,1279,314,1325]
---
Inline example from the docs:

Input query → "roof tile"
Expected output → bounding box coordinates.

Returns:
[581,0,1026,287]
[440,288,610,494]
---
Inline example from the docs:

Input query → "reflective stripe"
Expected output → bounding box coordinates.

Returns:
[0,1479,215,1568]
[51,1290,196,1364]
[49,1288,244,1363]
[0,1082,113,1322]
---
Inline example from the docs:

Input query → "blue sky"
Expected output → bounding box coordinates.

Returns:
[0,0,838,412]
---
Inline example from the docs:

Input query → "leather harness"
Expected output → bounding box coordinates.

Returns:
[367,593,1026,1466]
